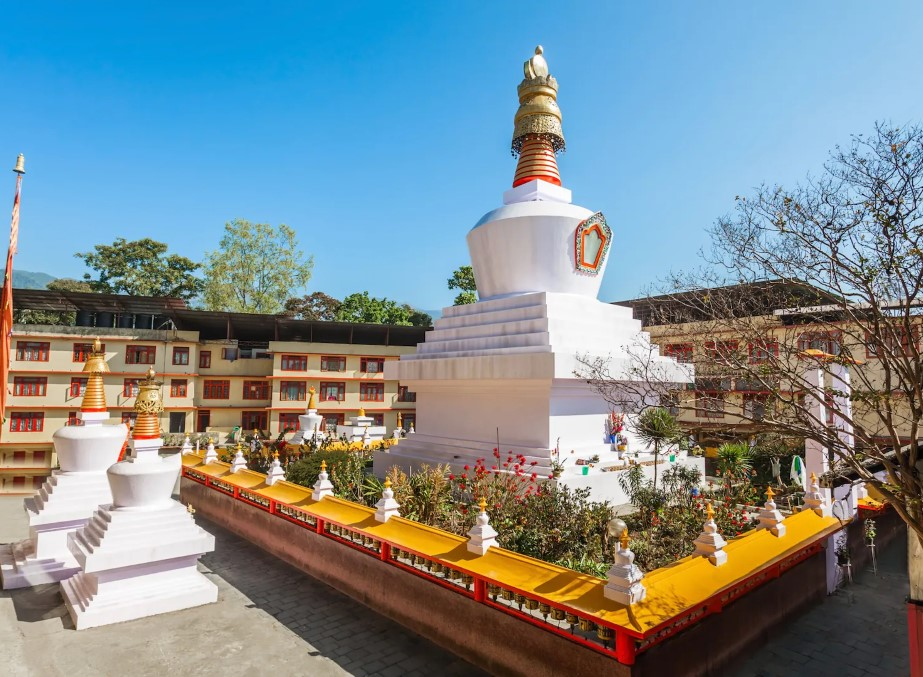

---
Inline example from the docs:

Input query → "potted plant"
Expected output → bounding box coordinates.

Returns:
[634,407,680,491]
[835,535,851,567]
[865,518,878,574]
[551,459,565,478]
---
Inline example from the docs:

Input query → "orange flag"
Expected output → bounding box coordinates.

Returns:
[0,156,24,436]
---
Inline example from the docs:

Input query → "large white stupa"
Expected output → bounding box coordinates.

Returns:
[1,339,126,588]
[374,47,690,489]
[61,368,217,629]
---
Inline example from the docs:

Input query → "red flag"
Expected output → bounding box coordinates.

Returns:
[0,170,22,436]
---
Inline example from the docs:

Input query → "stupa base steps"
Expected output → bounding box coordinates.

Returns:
[0,538,80,589]
[25,472,114,525]
[61,558,217,630]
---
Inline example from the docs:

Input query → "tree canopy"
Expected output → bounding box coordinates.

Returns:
[448,264,477,305]
[282,292,342,321]
[202,219,314,314]
[335,291,431,326]
[77,238,202,300]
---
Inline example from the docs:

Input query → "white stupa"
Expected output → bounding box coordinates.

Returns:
[374,47,690,490]
[61,368,217,630]
[289,386,327,445]
[337,407,387,444]
[1,339,127,588]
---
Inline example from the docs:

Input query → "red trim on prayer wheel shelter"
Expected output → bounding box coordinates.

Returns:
[513,137,561,187]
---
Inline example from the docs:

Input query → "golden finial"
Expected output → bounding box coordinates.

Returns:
[766,486,775,501]
[619,529,629,550]
[80,338,110,412]
[478,497,487,512]
[273,451,279,461]
[512,45,564,156]
[706,502,715,520]
[320,460,327,472]
[131,368,163,439]
[186,503,195,515]
[358,407,365,418]
[810,471,818,483]
[236,440,242,453]
[12,154,25,175]
[397,412,403,427]
[384,477,392,489]
[307,386,317,409]
[92,337,102,352]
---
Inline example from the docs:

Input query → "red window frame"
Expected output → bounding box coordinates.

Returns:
[704,340,739,362]
[172,347,190,365]
[67,411,79,426]
[359,382,384,402]
[695,391,725,418]
[126,345,156,365]
[73,342,105,362]
[10,412,44,432]
[243,380,270,400]
[16,341,49,361]
[278,412,301,431]
[397,385,416,402]
[170,379,188,397]
[865,328,919,358]
[241,411,268,431]
[70,377,88,398]
[13,376,47,396]
[203,380,231,399]
[197,409,211,431]
[319,381,346,402]
[320,355,346,372]
[199,350,212,368]
[281,354,308,371]
[121,412,137,426]
[280,381,307,401]
[742,393,768,421]
[123,379,140,397]
[360,357,385,373]
[748,340,779,364]
[664,343,694,364]
[322,413,345,432]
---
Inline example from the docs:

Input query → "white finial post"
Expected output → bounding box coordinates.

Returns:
[803,472,832,517]
[693,503,728,566]
[374,477,401,523]
[467,498,498,555]
[408,422,415,435]
[312,460,334,501]
[230,445,248,473]
[265,452,285,486]
[203,439,218,464]
[362,427,371,447]
[757,486,786,537]
[181,434,192,453]
[604,528,646,605]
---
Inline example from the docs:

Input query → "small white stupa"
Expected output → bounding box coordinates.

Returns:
[289,386,327,445]
[337,407,386,443]
[0,339,126,588]
[61,368,217,630]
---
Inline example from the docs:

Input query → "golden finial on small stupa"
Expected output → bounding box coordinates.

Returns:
[706,502,715,520]
[307,386,317,409]
[358,407,365,417]
[236,440,242,453]
[273,451,279,461]
[766,486,775,501]
[619,529,629,550]
[384,477,392,489]
[131,368,163,439]
[479,497,487,512]
[186,503,195,514]
[810,472,818,484]
[320,460,327,472]
[80,337,110,412]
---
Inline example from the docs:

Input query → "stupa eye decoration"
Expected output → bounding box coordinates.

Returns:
[574,212,611,274]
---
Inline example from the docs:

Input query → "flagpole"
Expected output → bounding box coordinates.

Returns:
[0,154,25,436]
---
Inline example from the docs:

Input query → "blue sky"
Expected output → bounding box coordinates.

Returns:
[2,2,922,310]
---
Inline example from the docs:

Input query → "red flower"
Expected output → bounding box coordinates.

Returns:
[449,474,455,480]
[464,465,470,471]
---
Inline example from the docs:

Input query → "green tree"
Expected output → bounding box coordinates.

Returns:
[402,304,433,327]
[202,219,314,314]
[448,264,477,305]
[77,238,202,300]
[634,407,680,491]
[336,292,412,325]
[283,292,342,321]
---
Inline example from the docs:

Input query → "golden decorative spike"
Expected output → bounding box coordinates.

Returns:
[478,497,487,512]
[810,471,818,483]
[358,407,365,418]
[511,46,565,187]
[236,440,242,452]
[80,338,110,412]
[131,368,163,439]
[766,486,775,500]
[396,412,402,427]
[619,529,629,550]
[273,451,279,460]
[320,460,327,472]
[706,502,715,520]
[12,153,25,174]
[383,477,392,489]
[307,386,317,410]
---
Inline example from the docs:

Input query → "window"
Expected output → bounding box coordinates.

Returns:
[662,392,680,416]
[742,393,768,421]
[664,343,694,364]
[695,392,725,418]
[172,347,190,365]
[866,328,918,358]
[126,345,156,365]
[281,354,308,371]
[279,412,301,431]
[197,409,211,431]
[397,385,416,403]
[12,451,25,463]
[170,379,188,397]
[33,450,46,465]
[123,379,141,397]
[10,412,44,432]
[360,382,384,402]
[241,411,268,431]
[370,413,384,426]
[16,341,49,361]
[199,350,212,368]
[69,377,88,398]
[121,412,137,426]
[400,413,415,431]
[360,357,385,373]
[798,331,841,356]
[320,382,346,401]
[222,347,238,360]
[748,340,779,364]
[322,413,344,432]
[243,380,270,400]
[169,412,186,433]
[67,411,79,426]
[203,380,231,399]
[73,342,104,362]
[704,340,738,363]
[280,381,307,401]
[13,377,46,396]
[321,355,346,372]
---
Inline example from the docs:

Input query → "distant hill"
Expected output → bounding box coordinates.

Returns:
[13,270,56,289]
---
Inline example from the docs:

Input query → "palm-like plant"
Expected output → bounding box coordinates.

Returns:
[716,442,753,478]
[634,407,680,490]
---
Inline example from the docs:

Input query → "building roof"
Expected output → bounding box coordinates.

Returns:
[12,289,428,347]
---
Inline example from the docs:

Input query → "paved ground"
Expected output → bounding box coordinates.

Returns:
[731,534,909,677]
[0,496,486,677]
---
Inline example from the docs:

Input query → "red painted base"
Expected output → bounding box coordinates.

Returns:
[908,600,923,677]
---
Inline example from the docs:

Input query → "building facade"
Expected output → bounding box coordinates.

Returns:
[1,290,425,493]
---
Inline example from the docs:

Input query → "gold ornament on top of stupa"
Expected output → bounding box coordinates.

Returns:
[307,386,317,409]
[511,45,565,187]
[80,338,109,412]
[132,367,164,439]
[358,407,365,418]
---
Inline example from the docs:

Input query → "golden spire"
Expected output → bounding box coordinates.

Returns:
[397,412,402,428]
[706,502,715,520]
[80,338,109,412]
[131,368,163,439]
[358,407,365,417]
[478,497,487,512]
[320,460,327,472]
[766,486,775,501]
[307,386,317,409]
[619,529,629,550]
[511,45,565,187]
[383,476,392,489]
